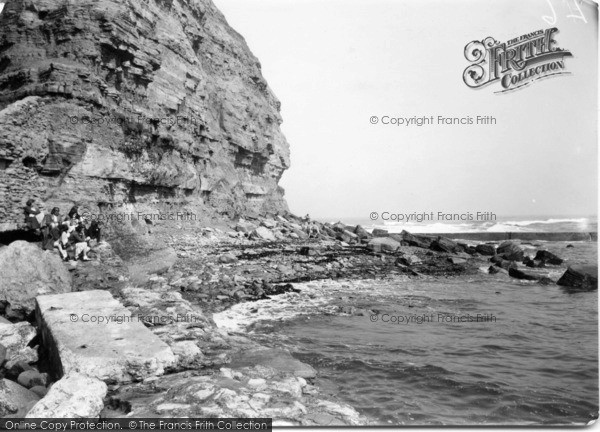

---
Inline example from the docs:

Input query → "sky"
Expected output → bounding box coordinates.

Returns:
[212,0,598,220]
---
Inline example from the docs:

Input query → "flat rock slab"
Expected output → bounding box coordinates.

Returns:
[36,290,176,383]
[229,348,317,379]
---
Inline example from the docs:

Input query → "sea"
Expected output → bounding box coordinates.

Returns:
[213,216,598,425]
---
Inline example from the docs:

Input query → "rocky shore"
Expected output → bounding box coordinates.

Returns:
[0,213,596,424]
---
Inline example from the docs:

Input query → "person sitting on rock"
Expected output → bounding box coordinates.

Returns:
[54,224,70,260]
[42,207,62,250]
[69,224,91,261]
[23,199,44,232]
[67,205,82,221]
[87,220,104,243]
[63,205,83,233]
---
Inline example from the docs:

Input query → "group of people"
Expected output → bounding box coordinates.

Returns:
[24,199,103,261]
[302,214,321,238]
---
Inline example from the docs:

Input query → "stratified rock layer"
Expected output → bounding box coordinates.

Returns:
[0,0,290,231]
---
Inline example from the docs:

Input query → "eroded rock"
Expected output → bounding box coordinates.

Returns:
[0,321,38,366]
[0,378,40,417]
[0,241,71,317]
[497,241,524,261]
[25,372,107,418]
[367,238,400,253]
[557,266,598,291]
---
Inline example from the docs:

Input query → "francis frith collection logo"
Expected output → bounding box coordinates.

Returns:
[463,28,572,93]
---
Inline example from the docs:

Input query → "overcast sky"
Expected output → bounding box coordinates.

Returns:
[213,0,598,220]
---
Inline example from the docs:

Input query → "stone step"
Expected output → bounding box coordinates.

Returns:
[35,290,175,383]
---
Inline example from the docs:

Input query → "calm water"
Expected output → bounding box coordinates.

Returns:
[214,241,598,425]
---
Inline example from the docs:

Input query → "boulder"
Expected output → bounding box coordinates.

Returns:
[396,255,421,266]
[4,360,36,380]
[0,322,38,365]
[475,244,496,256]
[523,256,535,267]
[0,378,40,417]
[367,237,400,253]
[36,290,176,383]
[235,220,257,234]
[30,386,48,398]
[400,231,434,249]
[557,266,598,291]
[354,225,371,240]
[508,268,540,281]
[430,236,459,253]
[0,343,6,365]
[251,227,276,242]
[460,244,477,255]
[170,341,203,368]
[0,241,72,317]
[290,227,308,240]
[17,370,48,389]
[371,228,389,237]
[25,372,107,418]
[261,219,278,229]
[497,241,524,261]
[534,250,564,265]
[336,230,358,243]
[332,222,347,232]
[488,266,508,275]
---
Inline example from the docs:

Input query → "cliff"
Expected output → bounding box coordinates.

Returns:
[0,0,290,231]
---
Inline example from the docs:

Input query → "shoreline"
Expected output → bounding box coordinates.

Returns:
[0,214,597,424]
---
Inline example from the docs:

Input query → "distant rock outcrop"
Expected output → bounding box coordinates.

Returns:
[557,265,598,291]
[0,0,290,232]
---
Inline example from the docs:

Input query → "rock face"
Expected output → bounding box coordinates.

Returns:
[0,240,72,317]
[36,290,176,383]
[0,0,290,232]
[26,372,107,418]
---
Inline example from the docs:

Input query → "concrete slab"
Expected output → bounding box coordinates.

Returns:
[36,290,175,383]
